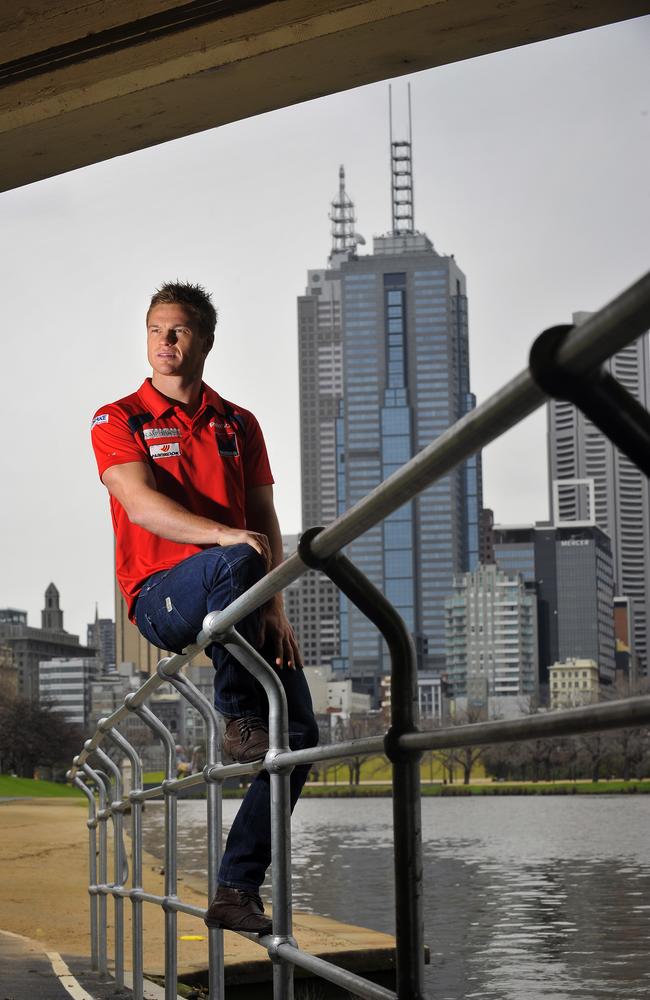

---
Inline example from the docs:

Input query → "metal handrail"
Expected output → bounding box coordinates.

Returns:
[69,269,650,1000]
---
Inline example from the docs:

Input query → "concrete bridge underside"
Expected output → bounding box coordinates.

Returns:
[1,0,648,192]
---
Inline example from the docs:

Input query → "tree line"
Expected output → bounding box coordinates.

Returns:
[0,685,85,779]
[309,683,650,786]
[425,684,650,785]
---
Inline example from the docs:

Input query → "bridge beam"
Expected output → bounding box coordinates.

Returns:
[1,0,648,192]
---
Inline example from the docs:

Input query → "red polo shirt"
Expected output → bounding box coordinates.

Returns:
[91,379,274,619]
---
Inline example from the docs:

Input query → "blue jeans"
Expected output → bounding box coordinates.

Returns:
[134,544,319,890]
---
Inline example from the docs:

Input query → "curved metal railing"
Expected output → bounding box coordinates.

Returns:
[69,269,650,1000]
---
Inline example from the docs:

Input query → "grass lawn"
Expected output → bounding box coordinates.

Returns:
[0,774,83,798]
[144,769,650,797]
[213,779,650,798]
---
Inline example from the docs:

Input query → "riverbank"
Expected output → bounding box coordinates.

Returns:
[5,773,649,801]
[0,798,397,994]
[219,778,650,797]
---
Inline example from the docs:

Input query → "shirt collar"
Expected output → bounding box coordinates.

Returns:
[137,379,227,419]
[201,382,227,416]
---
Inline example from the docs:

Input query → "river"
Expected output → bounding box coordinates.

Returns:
[142,795,650,998]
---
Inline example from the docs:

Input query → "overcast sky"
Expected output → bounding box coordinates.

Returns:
[1,15,649,641]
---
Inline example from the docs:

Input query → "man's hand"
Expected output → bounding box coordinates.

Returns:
[259,596,303,670]
[215,525,272,569]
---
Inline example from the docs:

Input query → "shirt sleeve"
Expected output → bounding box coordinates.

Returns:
[241,409,274,490]
[91,404,148,480]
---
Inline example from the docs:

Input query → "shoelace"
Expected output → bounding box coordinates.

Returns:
[236,716,268,743]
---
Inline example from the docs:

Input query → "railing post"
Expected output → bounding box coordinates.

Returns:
[69,768,99,971]
[158,666,225,1000]
[299,530,425,1000]
[107,726,145,1000]
[129,694,179,1000]
[202,622,295,1000]
[82,761,110,977]
[92,742,128,989]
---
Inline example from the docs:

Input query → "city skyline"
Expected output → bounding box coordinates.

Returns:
[1,17,648,638]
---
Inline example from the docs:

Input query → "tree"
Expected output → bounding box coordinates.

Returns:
[577,733,610,783]
[610,727,646,781]
[446,705,487,785]
[0,692,84,778]
[330,712,386,785]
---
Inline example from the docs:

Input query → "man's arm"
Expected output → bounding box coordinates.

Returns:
[102,462,271,564]
[246,484,302,669]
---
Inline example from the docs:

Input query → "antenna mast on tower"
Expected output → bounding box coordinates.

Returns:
[329,165,364,262]
[389,83,415,235]
[330,165,356,256]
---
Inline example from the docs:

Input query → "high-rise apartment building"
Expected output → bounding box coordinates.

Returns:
[493,523,616,688]
[298,107,481,697]
[548,312,650,674]
[445,563,538,706]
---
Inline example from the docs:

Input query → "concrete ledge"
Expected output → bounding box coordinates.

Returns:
[2,0,648,191]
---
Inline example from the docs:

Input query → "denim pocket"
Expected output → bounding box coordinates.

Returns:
[139,569,170,597]
[143,598,196,653]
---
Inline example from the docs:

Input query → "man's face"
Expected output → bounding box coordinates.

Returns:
[146,303,212,381]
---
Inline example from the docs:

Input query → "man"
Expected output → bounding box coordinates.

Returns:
[91,281,318,935]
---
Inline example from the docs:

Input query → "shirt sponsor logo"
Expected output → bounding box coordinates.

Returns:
[143,427,181,441]
[211,419,240,457]
[150,443,181,460]
[92,413,109,428]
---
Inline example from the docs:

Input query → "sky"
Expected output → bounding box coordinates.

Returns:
[1,15,649,642]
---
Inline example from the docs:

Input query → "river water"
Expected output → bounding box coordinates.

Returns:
[142,795,650,998]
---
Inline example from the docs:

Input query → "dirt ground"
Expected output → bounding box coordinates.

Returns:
[0,799,395,980]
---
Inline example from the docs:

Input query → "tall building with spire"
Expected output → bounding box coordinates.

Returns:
[295,167,363,666]
[42,583,64,632]
[297,88,482,697]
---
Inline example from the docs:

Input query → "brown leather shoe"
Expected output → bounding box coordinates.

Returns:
[204,885,272,935]
[223,716,269,763]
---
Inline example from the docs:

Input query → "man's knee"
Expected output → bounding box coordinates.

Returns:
[204,543,266,593]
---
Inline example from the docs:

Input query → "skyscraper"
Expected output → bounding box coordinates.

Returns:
[298,92,481,698]
[493,522,616,688]
[548,312,650,674]
[296,166,358,668]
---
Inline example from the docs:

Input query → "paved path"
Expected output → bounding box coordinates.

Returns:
[0,930,137,1000]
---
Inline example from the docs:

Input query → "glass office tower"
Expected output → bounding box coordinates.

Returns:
[335,234,482,697]
[299,120,481,701]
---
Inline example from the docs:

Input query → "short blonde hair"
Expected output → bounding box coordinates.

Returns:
[147,281,217,339]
